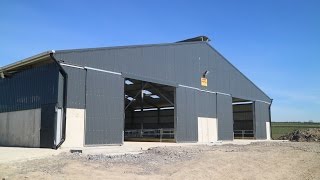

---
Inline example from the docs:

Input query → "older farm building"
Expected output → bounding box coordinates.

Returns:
[0,36,272,148]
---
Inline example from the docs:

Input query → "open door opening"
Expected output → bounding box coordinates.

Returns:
[232,97,255,139]
[124,78,176,142]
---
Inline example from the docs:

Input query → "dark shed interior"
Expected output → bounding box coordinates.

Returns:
[232,98,255,139]
[124,78,175,142]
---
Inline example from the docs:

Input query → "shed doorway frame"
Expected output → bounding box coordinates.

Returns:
[232,98,255,139]
[123,77,177,143]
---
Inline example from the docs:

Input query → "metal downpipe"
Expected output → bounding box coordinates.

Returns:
[50,53,68,149]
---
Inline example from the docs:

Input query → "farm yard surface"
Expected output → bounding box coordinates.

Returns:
[1,141,320,180]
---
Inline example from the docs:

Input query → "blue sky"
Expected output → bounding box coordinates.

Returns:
[1,0,319,122]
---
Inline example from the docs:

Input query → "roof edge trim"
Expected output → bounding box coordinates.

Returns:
[0,50,55,73]
[204,42,272,101]
[54,41,206,54]
[176,36,211,43]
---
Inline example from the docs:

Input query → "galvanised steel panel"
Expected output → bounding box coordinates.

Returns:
[85,70,124,145]
[0,63,59,113]
[55,43,200,89]
[254,101,270,139]
[57,72,64,108]
[176,87,198,142]
[217,94,233,140]
[173,45,198,86]
[215,55,231,93]
[53,41,272,143]
[54,50,117,72]
[145,47,171,80]
[205,44,271,102]
[196,91,217,118]
[54,42,271,104]
[116,48,142,75]
[62,66,86,109]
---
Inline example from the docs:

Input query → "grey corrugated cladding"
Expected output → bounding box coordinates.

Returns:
[53,41,271,142]
[54,42,271,104]
[0,62,62,147]
[217,94,234,140]
[62,66,86,109]
[57,73,64,108]
[175,87,198,142]
[196,91,217,118]
[254,101,270,139]
[0,63,59,113]
[85,70,124,145]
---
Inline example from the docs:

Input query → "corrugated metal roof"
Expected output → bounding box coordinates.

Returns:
[55,41,205,54]
[0,36,271,102]
[0,51,54,74]
[0,36,207,72]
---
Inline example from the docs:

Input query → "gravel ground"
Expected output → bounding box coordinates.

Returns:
[1,142,320,179]
[67,145,216,174]
[250,141,320,153]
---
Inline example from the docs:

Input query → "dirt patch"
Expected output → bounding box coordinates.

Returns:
[1,142,320,180]
[278,128,320,142]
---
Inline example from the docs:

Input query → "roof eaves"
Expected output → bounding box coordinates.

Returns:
[54,41,206,54]
[0,50,55,73]
[204,42,272,101]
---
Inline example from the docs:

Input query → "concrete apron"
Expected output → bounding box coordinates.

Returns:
[0,147,64,164]
[61,140,285,156]
[0,140,286,164]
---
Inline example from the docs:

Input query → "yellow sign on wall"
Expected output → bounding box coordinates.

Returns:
[201,77,208,87]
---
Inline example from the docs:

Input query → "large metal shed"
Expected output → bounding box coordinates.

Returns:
[0,36,272,148]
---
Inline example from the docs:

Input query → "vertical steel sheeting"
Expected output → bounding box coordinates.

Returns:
[85,70,124,145]
[62,66,86,109]
[55,43,271,104]
[0,63,59,113]
[254,101,270,139]
[54,42,271,143]
[176,87,197,142]
[217,94,233,140]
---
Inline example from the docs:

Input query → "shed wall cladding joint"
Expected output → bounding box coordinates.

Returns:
[0,36,272,148]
